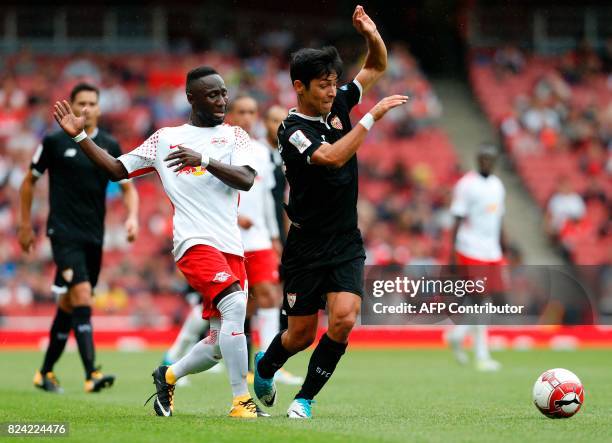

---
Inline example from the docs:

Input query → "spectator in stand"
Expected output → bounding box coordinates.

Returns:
[580,140,606,175]
[545,177,586,237]
[493,43,525,79]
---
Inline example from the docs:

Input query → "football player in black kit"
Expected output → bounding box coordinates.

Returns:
[19,83,139,393]
[253,5,408,418]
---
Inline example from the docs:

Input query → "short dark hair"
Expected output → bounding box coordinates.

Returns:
[70,83,99,102]
[186,66,219,94]
[227,93,256,112]
[290,46,343,88]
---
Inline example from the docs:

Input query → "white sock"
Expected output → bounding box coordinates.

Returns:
[170,318,221,379]
[473,325,491,361]
[217,290,249,398]
[166,304,209,363]
[448,324,470,343]
[258,308,280,351]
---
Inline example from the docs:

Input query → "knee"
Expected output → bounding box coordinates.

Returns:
[69,282,92,306]
[217,290,247,323]
[252,284,280,309]
[328,312,357,339]
[285,327,316,352]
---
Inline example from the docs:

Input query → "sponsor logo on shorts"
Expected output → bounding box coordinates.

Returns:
[62,268,74,283]
[231,332,244,336]
[213,271,231,283]
[287,292,297,308]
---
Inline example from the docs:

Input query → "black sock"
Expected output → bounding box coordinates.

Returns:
[279,310,288,330]
[257,330,294,379]
[72,306,96,379]
[245,316,253,371]
[295,333,347,401]
[40,307,72,374]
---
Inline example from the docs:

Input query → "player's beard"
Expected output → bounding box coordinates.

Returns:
[194,109,225,127]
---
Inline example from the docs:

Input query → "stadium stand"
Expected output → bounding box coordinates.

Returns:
[470,44,612,265]
[0,44,460,319]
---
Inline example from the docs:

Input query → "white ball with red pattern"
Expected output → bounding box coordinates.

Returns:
[533,368,584,418]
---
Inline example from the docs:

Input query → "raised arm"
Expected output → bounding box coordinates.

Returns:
[310,94,408,168]
[163,146,256,191]
[353,5,387,94]
[53,100,128,181]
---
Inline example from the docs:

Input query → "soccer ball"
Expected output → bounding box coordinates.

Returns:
[532,368,584,418]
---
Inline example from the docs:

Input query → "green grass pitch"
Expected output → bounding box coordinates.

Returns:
[1,349,611,442]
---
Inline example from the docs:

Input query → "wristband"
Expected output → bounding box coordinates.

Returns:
[358,113,375,131]
[201,154,210,168]
[72,130,87,143]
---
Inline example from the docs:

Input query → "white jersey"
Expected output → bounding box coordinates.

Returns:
[118,123,256,261]
[450,171,505,261]
[239,139,279,251]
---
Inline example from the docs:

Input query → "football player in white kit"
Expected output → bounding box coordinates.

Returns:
[228,95,304,385]
[447,145,507,372]
[53,66,267,418]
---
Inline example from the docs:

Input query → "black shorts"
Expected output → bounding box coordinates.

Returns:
[50,238,103,293]
[282,256,365,316]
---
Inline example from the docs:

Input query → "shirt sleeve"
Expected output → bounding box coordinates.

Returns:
[30,136,51,177]
[280,123,325,165]
[450,178,469,217]
[337,79,363,112]
[117,130,161,178]
[230,126,258,175]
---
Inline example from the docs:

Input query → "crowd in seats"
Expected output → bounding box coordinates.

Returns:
[470,42,612,265]
[0,44,460,313]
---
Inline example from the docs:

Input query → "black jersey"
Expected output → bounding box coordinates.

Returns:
[30,129,122,244]
[278,80,365,268]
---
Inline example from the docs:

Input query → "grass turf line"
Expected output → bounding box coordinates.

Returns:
[1,349,611,443]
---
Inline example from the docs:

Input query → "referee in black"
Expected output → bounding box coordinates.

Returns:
[18,83,139,393]
[253,5,408,418]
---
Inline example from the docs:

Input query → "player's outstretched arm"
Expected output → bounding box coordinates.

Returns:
[353,5,387,94]
[310,94,408,169]
[163,146,256,191]
[53,100,128,181]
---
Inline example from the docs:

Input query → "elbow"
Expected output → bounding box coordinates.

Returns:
[311,151,345,169]
[240,175,255,192]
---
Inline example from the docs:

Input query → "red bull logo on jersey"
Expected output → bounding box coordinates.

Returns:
[211,137,228,146]
[177,166,207,176]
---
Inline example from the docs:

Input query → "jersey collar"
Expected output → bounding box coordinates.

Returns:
[289,109,332,127]
[88,127,99,139]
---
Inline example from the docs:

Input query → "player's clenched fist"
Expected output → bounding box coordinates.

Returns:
[369,95,409,121]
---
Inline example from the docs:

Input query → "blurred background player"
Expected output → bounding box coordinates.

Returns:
[261,105,292,333]
[253,6,409,419]
[19,82,139,393]
[228,95,303,385]
[261,105,290,246]
[447,144,507,372]
[52,67,264,418]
